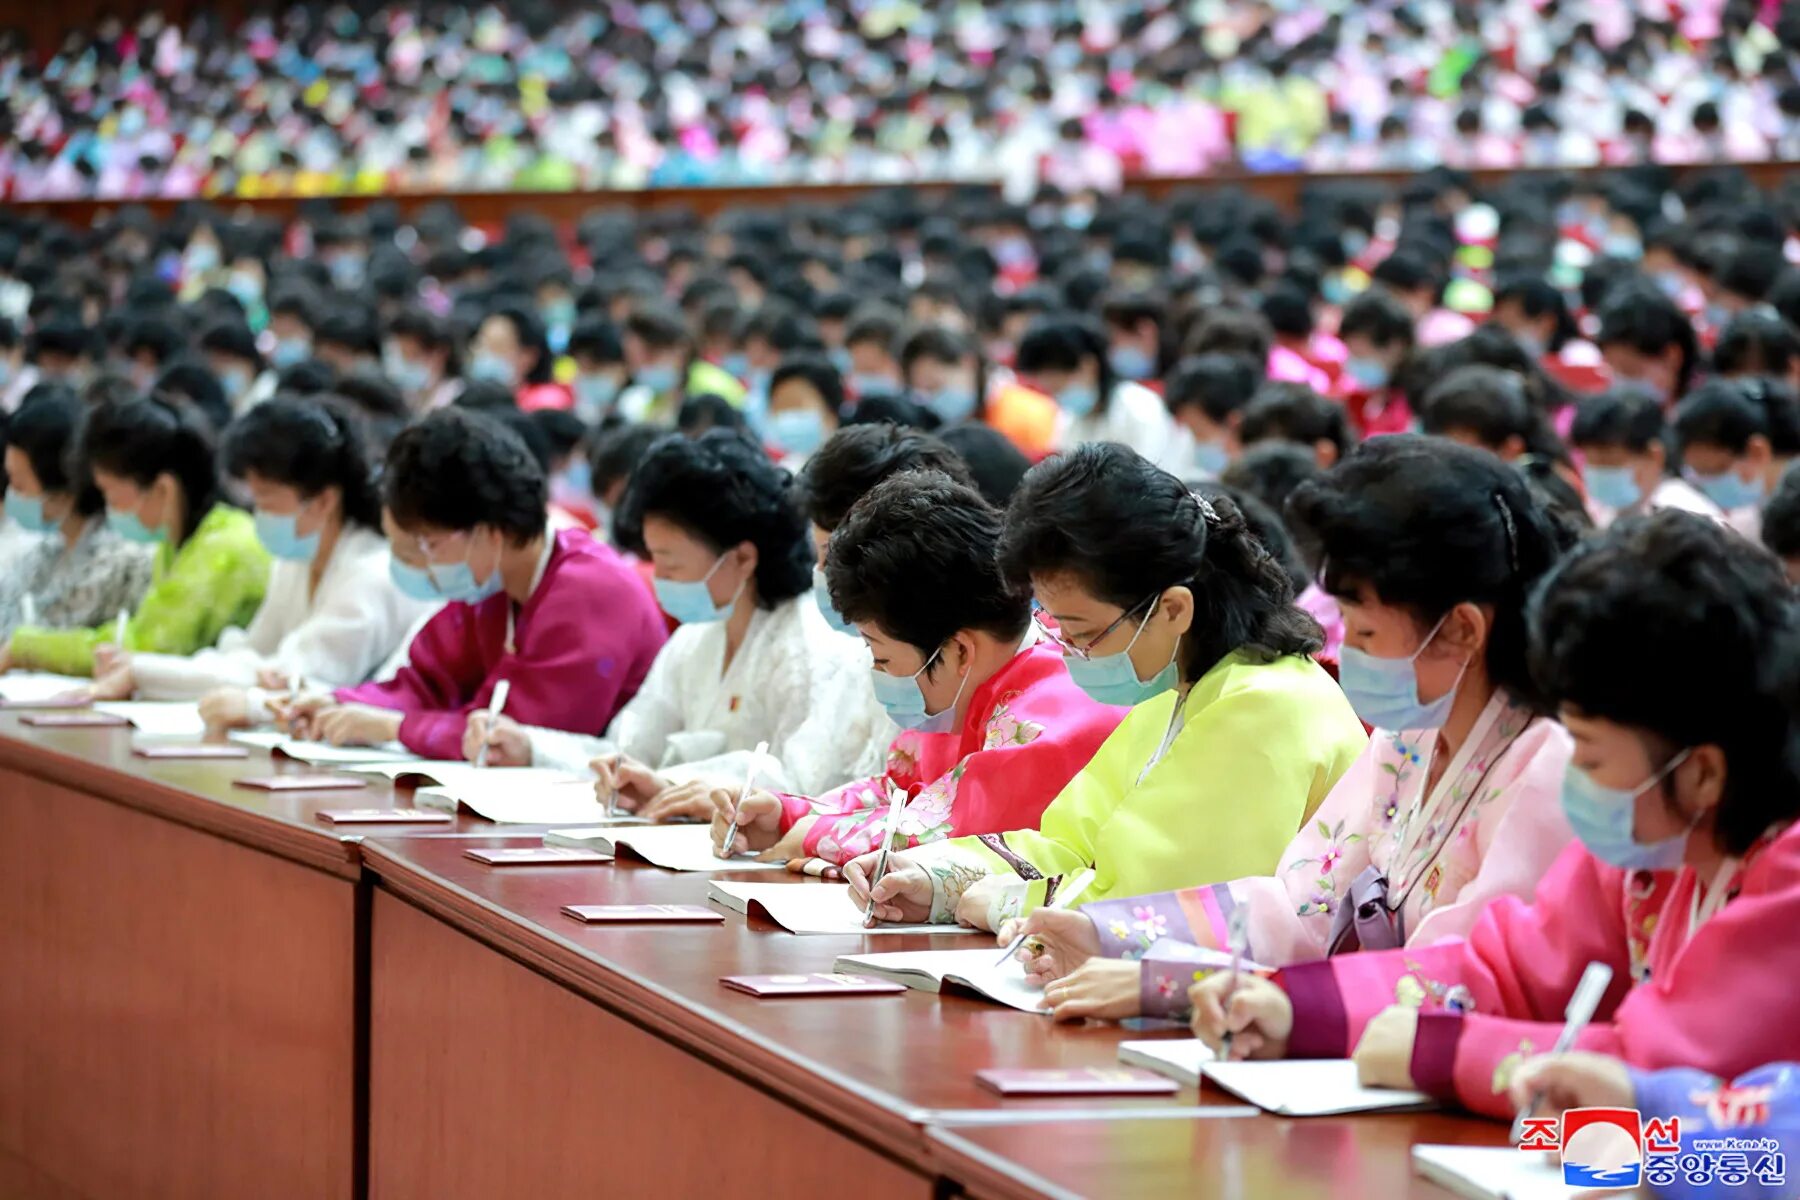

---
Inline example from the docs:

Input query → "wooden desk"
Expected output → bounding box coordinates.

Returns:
[0,717,494,1200]
[927,1108,1512,1200]
[362,834,1208,1199]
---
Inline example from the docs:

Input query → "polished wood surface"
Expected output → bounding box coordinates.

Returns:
[928,1110,1511,1200]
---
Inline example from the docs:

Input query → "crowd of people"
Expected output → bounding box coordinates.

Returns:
[8,0,1800,200]
[3,152,1800,1190]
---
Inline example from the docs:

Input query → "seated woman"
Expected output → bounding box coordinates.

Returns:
[1014,314,1179,470]
[847,443,1367,926]
[1006,437,1577,1021]
[1190,511,1800,1119]
[713,469,1125,866]
[285,408,667,755]
[0,386,153,643]
[470,430,887,810]
[85,398,435,726]
[2,394,269,677]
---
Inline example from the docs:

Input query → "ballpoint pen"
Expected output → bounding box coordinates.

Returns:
[475,678,510,770]
[1218,905,1250,1061]
[995,868,1096,967]
[861,785,907,926]
[1510,961,1613,1142]
[718,741,768,857]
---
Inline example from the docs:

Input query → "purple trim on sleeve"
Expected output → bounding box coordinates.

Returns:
[1086,900,1139,958]
[1141,956,1197,1020]
[1409,1012,1465,1101]
[1278,960,1351,1059]
[976,833,1044,880]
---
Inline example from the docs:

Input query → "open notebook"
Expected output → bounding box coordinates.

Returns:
[831,947,1052,1013]
[707,880,980,936]
[543,823,785,872]
[1412,1145,1593,1200]
[0,672,89,705]
[407,772,603,825]
[1117,1039,1215,1087]
[1199,1059,1434,1116]
[91,701,208,738]
[227,732,421,766]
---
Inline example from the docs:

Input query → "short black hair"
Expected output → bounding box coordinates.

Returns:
[1015,314,1116,411]
[197,320,262,369]
[614,429,813,607]
[1289,435,1573,711]
[1165,353,1261,422]
[844,305,903,352]
[796,423,973,531]
[676,393,748,436]
[222,397,382,529]
[1338,287,1415,350]
[1674,380,1770,456]
[587,421,664,514]
[76,396,222,542]
[1528,510,1800,856]
[1595,282,1699,395]
[770,354,847,418]
[567,316,624,363]
[315,311,382,359]
[152,359,231,434]
[1571,387,1667,454]
[998,442,1322,679]
[381,408,547,543]
[1493,276,1577,352]
[4,385,102,515]
[1420,365,1537,451]
[529,408,588,463]
[1762,460,1800,558]
[125,314,186,365]
[1220,441,1325,525]
[825,469,1027,656]
[939,423,1031,509]
[1239,383,1355,460]
[1713,309,1799,379]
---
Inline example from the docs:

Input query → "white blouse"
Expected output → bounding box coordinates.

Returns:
[527,594,892,795]
[131,525,436,699]
[1058,380,1180,469]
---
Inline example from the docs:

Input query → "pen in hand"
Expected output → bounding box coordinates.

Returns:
[1217,905,1251,1061]
[1510,961,1613,1142]
[995,867,1096,967]
[861,785,908,927]
[475,678,510,770]
[718,741,768,857]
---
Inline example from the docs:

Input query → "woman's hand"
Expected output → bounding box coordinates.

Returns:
[198,687,253,734]
[1042,958,1143,1023]
[312,703,403,747]
[995,908,1103,985]
[1507,1051,1636,1118]
[272,692,333,739]
[1351,1005,1420,1090]
[954,873,1007,931]
[591,754,670,813]
[639,780,726,824]
[1188,971,1292,1061]
[843,849,932,925]
[87,653,134,701]
[462,712,531,767]
[709,787,784,855]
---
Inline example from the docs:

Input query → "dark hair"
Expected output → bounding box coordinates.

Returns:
[388,306,463,375]
[152,359,231,434]
[1762,460,1800,558]
[1289,435,1572,712]
[4,386,101,515]
[1528,510,1800,855]
[1015,314,1116,414]
[530,408,588,463]
[676,392,748,436]
[998,443,1322,679]
[614,430,813,608]
[825,469,1028,655]
[197,320,263,370]
[587,421,664,508]
[567,316,624,364]
[1420,365,1538,452]
[1183,307,1273,367]
[455,379,518,412]
[482,305,554,385]
[940,423,1031,509]
[1674,380,1770,457]
[1713,310,1800,379]
[1493,276,1578,352]
[1220,441,1325,527]
[222,397,381,529]
[381,408,547,543]
[1571,386,1667,454]
[797,422,974,531]
[1259,283,1315,339]
[770,355,847,418]
[1165,353,1261,422]
[76,396,222,543]
[899,324,987,422]
[1198,482,1309,593]
[1595,283,1699,395]
[124,314,186,365]
[1338,287,1415,350]
[1239,383,1355,461]
[316,311,382,359]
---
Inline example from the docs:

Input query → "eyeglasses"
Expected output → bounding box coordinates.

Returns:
[1032,595,1157,661]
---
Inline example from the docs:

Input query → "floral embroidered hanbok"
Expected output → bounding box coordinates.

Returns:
[1078,691,1574,1017]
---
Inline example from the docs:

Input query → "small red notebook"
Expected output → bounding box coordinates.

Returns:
[0,694,89,710]
[21,711,128,728]
[133,743,250,760]
[974,1068,1180,1097]
[720,973,908,997]
[315,807,453,824]
[464,846,613,866]
[561,904,723,924]
[237,774,369,793]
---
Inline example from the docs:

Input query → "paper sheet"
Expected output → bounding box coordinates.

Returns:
[1199,1059,1433,1116]
[540,819,653,849]
[707,881,978,935]
[92,701,208,739]
[0,672,89,703]
[1117,1039,1215,1087]
[1411,1145,1586,1200]
[414,777,611,825]
[832,947,1051,1013]
[225,731,421,765]
[582,823,787,872]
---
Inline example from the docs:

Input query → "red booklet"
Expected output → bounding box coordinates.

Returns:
[974,1068,1180,1097]
[561,904,723,924]
[237,774,370,793]
[133,744,250,760]
[314,807,453,824]
[720,973,908,998]
[464,846,613,866]
[21,711,129,728]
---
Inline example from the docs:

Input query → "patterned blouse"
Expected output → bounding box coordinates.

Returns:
[0,518,154,644]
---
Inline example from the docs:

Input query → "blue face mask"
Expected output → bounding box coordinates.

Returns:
[721,352,750,379]
[468,351,516,387]
[1583,464,1643,511]
[770,408,827,457]
[254,508,321,563]
[554,459,593,502]
[1336,613,1468,732]
[108,504,164,545]
[639,362,680,394]
[271,337,312,369]
[573,372,621,417]
[923,385,978,425]
[813,565,852,634]
[829,347,853,376]
[1063,602,1180,707]
[1344,356,1390,390]
[5,491,53,534]
[1692,469,1764,512]
[652,553,741,625]
[1191,440,1230,477]
[384,349,432,397]
[870,647,968,733]
[1560,751,1694,871]
[220,364,252,404]
[388,537,505,605]
[1057,383,1100,418]
[850,373,898,400]
[1107,345,1155,381]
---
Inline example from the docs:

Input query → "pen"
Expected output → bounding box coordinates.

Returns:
[113,609,128,650]
[1217,904,1251,1061]
[603,753,620,818]
[475,679,510,770]
[995,867,1096,967]
[861,785,908,926]
[718,740,768,857]
[20,594,36,628]
[1510,961,1613,1142]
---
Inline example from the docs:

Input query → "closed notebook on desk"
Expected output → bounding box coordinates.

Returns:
[832,948,1050,1013]
[133,743,249,760]
[1411,1145,1590,1200]
[1117,1039,1215,1087]
[719,973,907,997]
[975,1068,1179,1097]
[1199,1059,1434,1116]
[21,712,128,728]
